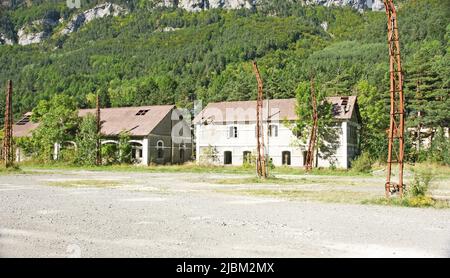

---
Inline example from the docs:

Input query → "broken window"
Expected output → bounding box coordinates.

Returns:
[228,126,238,138]
[136,109,150,116]
[16,115,31,125]
[282,151,291,166]
[341,97,349,106]
[269,125,278,137]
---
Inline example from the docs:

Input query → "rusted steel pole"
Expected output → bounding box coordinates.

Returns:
[384,0,405,198]
[96,94,101,166]
[252,61,267,178]
[3,80,13,167]
[305,78,318,172]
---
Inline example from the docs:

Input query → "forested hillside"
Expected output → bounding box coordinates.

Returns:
[0,0,448,162]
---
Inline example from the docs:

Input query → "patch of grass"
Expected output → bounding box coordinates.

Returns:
[45,179,123,188]
[362,196,450,209]
[272,166,371,177]
[0,165,23,175]
[21,161,254,174]
[350,152,373,174]
[219,188,376,204]
[214,177,308,185]
[408,163,450,179]
[211,176,375,187]
[19,160,372,176]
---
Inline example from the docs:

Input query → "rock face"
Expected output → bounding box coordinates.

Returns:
[61,3,128,35]
[371,0,385,11]
[18,29,46,45]
[155,0,253,11]
[17,19,58,46]
[0,33,13,45]
[153,0,384,12]
[8,0,385,46]
[305,0,385,11]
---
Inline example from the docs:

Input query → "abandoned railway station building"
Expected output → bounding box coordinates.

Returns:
[12,105,192,165]
[194,96,361,169]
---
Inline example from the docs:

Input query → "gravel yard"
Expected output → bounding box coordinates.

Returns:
[0,169,449,258]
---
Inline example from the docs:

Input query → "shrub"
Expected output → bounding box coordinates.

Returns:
[75,114,98,166]
[199,145,219,165]
[409,170,432,197]
[118,131,132,164]
[350,152,372,173]
[242,152,256,169]
[101,144,118,165]
[59,148,76,164]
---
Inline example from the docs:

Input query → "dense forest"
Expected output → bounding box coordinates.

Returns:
[0,0,449,163]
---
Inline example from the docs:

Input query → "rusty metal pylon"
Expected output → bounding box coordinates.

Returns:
[252,61,268,178]
[384,0,406,198]
[3,80,13,167]
[305,78,318,172]
[96,94,102,166]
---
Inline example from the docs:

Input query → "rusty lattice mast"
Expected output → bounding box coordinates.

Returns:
[305,78,318,172]
[3,80,13,167]
[252,61,268,178]
[96,93,102,166]
[384,0,405,198]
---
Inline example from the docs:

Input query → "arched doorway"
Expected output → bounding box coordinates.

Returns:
[101,140,119,165]
[156,140,164,160]
[129,141,143,163]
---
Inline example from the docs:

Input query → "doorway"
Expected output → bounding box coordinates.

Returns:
[224,151,232,165]
[282,151,291,166]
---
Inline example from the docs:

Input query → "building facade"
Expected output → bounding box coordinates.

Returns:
[13,105,192,165]
[194,97,361,169]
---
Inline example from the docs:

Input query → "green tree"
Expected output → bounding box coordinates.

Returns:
[428,127,450,165]
[291,81,339,164]
[354,80,389,161]
[405,40,448,129]
[75,113,99,166]
[30,95,79,163]
[118,131,132,164]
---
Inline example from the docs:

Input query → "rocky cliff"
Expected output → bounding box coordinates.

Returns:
[153,0,385,12]
[3,0,386,46]
[0,33,13,45]
[17,18,58,46]
[304,0,385,11]
[60,3,128,35]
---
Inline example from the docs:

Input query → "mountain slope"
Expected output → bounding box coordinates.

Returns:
[0,0,447,123]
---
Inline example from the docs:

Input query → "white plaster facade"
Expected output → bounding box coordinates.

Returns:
[195,120,359,169]
[195,97,361,169]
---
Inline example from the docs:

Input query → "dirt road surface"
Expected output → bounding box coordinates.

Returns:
[1,170,449,257]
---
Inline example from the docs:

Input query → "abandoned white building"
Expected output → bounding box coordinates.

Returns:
[12,105,192,165]
[194,96,361,169]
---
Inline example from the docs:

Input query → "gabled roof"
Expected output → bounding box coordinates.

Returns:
[12,105,175,138]
[79,105,175,136]
[12,112,39,137]
[193,96,359,124]
[327,96,359,121]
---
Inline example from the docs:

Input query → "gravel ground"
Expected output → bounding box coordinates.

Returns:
[0,170,449,258]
